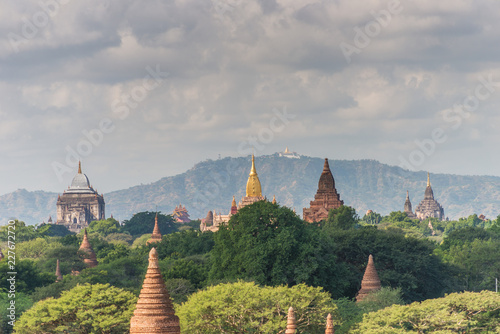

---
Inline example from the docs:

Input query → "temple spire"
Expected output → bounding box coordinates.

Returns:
[130,248,180,333]
[231,196,236,207]
[245,154,263,197]
[55,259,62,282]
[147,212,162,244]
[427,172,430,187]
[325,313,334,334]
[356,254,381,302]
[272,195,276,204]
[406,190,409,200]
[285,306,297,334]
[79,229,98,268]
[78,161,82,174]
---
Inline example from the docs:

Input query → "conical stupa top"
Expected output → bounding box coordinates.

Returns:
[147,213,162,244]
[325,313,334,334]
[272,194,276,204]
[427,172,430,187]
[285,306,297,334]
[55,259,62,282]
[231,196,237,207]
[79,229,98,268]
[78,161,82,174]
[356,254,381,302]
[406,190,409,200]
[246,154,263,197]
[424,173,434,200]
[130,248,180,333]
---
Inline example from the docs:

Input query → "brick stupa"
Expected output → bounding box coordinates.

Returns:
[325,313,334,334]
[79,229,98,268]
[55,259,63,282]
[356,254,381,302]
[147,213,162,245]
[285,306,297,334]
[303,158,343,223]
[130,247,180,333]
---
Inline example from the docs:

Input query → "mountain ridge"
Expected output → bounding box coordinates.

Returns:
[2,154,499,225]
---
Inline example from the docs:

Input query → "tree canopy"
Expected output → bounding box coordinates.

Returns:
[176,281,337,334]
[14,283,137,334]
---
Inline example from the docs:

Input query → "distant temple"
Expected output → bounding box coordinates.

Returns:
[403,190,417,219]
[356,254,381,302]
[172,204,191,223]
[279,147,300,159]
[56,162,105,233]
[201,155,266,232]
[414,173,445,221]
[303,158,343,223]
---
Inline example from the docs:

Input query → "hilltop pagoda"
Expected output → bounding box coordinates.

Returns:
[130,248,180,333]
[303,158,343,223]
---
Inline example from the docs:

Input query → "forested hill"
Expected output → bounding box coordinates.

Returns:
[2,154,500,224]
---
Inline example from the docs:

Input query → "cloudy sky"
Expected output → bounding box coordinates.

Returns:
[1,0,500,195]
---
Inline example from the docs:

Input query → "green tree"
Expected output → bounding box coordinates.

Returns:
[15,238,63,260]
[351,291,500,333]
[0,260,53,294]
[120,211,177,237]
[209,201,325,287]
[327,227,448,302]
[14,283,137,334]
[0,220,38,242]
[86,218,120,237]
[324,205,359,230]
[155,229,214,259]
[0,292,32,334]
[37,223,73,237]
[361,211,382,225]
[176,281,338,334]
[356,287,404,313]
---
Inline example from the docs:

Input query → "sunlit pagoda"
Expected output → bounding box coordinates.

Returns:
[303,158,343,223]
[356,254,381,302]
[56,162,105,233]
[238,154,265,209]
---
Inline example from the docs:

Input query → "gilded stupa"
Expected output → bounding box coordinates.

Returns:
[79,229,98,268]
[147,213,162,245]
[130,248,180,333]
[238,154,265,209]
[356,254,381,302]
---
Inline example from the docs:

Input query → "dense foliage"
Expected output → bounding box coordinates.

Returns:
[176,281,337,334]
[14,283,137,334]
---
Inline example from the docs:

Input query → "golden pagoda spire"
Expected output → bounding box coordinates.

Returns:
[78,161,82,174]
[285,306,297,334]
[130,248,180,333]
[427,172,430,187]
[245,154,262,197]
[231,196,236,207]
[272,195,276,204]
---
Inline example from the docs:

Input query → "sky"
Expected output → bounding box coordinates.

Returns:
[2,0,500,195]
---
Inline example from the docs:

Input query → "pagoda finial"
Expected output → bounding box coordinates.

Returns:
[325,313,334,334]
[130,248,180,333]
[79,228,98,268]
[232,196,236,207]
[427,172,430,187]
[406,190,409,199]
[246,154,262,197]
[272,195,276,204]
[78,161,82,174]
[285,306,297,334]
